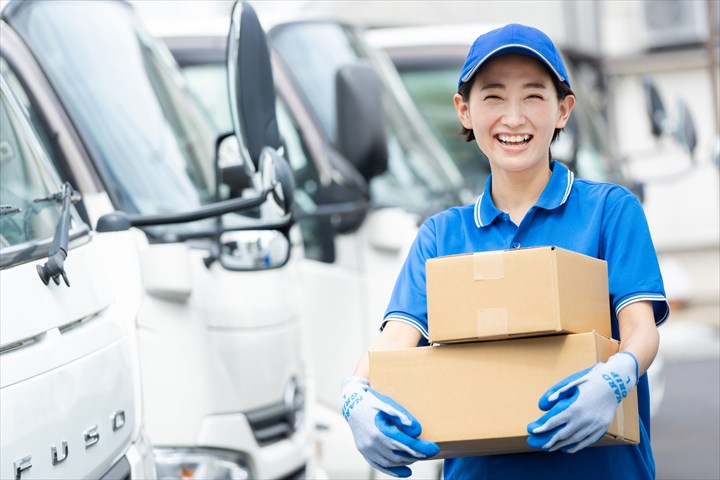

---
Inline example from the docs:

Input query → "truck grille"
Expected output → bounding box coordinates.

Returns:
[245,401,294,445]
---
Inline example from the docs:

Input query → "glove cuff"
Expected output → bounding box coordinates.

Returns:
[341,376,370,421]
[608,352,639,382]
[603,351,639,401]
[341,376,370,395]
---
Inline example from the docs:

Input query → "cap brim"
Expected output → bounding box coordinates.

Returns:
[460,44,567,86]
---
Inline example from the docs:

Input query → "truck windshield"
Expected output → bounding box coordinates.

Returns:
[0,76,87,268]
[5,1,218,237]
[269,22,470,217]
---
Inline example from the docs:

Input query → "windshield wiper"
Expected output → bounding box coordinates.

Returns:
[35,182,77,286]
[0,205,22,216]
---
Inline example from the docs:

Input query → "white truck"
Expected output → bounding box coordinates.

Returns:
[158,10,469,479]
[0,73,156,478]
[1,1,316,478]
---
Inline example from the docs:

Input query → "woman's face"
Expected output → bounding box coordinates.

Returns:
[454,54,574,176]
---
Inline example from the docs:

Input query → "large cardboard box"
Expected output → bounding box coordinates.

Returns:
[426,246,611,343]
[369,332,639,458]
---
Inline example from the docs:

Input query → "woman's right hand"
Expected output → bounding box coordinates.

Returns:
[341,376,440,478]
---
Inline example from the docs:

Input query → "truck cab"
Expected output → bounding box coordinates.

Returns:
[0,1,314,478]
[0,73,156,478]
[158,11,470,478]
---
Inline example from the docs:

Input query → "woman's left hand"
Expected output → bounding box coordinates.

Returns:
[526,351,639,453]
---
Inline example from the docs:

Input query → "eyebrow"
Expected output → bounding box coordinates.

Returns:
[480,82,548,91]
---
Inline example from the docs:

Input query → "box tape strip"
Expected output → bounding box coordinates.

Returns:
[473,251,505,280]
[477,308,508,337]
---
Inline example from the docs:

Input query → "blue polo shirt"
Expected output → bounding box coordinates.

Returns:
[382,161,668,480]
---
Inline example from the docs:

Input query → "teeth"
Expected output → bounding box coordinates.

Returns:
[498,134,531,143]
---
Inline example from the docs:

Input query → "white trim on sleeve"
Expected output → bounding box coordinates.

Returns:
[616,294,670,327]
[382,314,429,339]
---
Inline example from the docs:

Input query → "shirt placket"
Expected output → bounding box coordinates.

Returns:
[508,207,538,249]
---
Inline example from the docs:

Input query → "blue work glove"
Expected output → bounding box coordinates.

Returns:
[341,376,440,478]
[527,351,639,454]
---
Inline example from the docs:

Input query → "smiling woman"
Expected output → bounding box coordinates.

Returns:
[345,23,669,480]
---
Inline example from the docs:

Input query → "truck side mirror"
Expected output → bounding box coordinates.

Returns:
[643,75,669,137]
[218,229,291,271]
[212,147,294,271]
[335,62,388,181]
[227,0,279,173]
[675,99,697,157]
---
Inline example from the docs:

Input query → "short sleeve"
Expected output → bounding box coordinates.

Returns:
[600,188,669,326]
[381,219,438,339]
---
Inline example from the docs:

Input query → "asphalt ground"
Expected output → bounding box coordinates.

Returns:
[653,321,720,480]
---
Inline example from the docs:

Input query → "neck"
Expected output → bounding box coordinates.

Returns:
[490,164,552,225]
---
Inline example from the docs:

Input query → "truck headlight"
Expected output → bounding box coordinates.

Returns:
[154,448,249,480]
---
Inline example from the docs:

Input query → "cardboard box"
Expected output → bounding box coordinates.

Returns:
[426,246,611,343]
[369,332,639,458]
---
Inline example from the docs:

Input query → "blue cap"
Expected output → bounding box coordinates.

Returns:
[458,24,570,89]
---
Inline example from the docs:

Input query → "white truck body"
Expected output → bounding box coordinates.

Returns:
[151,10,463,479]
[0,74,156,479]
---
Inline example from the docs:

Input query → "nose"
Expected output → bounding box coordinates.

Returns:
[501,100,526,128]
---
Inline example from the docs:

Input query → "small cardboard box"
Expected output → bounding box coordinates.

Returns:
[426,246,611,343]
[369,332,639,458]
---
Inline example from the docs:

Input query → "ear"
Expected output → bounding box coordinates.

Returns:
[454,93,473,129]
[555,94,576,129]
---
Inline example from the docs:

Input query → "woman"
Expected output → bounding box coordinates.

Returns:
[342,23,668,480]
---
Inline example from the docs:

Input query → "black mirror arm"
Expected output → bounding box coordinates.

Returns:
[97,189,272,232]
[129,190,270,227]
[293,200,370,220]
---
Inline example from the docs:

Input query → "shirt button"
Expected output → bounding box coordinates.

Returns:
[512,242,521,249]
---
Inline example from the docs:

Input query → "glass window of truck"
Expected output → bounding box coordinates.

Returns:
[0,73,86,265]
[5,1,218,238]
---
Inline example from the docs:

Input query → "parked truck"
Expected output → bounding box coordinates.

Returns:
[0,1,316,478]
[157,10,469,478]
[0,71,156,479]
